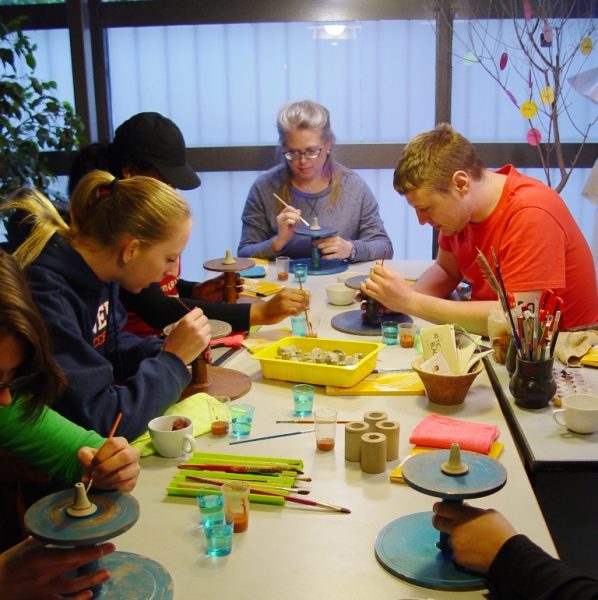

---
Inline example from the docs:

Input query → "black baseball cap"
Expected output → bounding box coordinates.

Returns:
[112,112,201,190]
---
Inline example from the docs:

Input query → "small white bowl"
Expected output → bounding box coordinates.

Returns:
[337,271,362,283]
[326,283,356,306]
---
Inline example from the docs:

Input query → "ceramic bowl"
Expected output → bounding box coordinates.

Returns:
[326,283,356,306]
[411,356,483,405]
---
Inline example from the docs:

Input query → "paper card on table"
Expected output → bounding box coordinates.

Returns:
[389,441,504,484]
[326,371,425,396]
[420,324,481,374]
[241,279,284,297]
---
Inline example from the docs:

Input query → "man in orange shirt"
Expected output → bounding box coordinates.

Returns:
[363,123,598,335]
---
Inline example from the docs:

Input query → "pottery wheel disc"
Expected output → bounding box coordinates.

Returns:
[294,225,338,239]
[375,512,486,591]
[25,490,139,546]
[208,319,232,340]
[401,450,507,500]
[331,310,413,336]
[290,257,348,276]
[344,275,368,290]
[204,256,255,272]
[95,551,174,599]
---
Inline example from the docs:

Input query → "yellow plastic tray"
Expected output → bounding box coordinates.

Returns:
[251,336,383,387]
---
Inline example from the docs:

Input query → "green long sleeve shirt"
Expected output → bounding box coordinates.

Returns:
[0,399,104,483]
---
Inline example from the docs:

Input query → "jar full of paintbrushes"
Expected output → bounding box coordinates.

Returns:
[509,356,556,409]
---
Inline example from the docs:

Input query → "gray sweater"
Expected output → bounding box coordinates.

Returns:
[237,163,393,262]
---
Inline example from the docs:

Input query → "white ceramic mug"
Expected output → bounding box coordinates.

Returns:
[552,394,598,435]
[148,415,195,457]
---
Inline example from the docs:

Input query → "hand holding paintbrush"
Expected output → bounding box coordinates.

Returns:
[79,412,141,493]
[296,277,315,337]
[162,297,213,365]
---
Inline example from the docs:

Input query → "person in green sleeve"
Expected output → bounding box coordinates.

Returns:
[0,249,140,600]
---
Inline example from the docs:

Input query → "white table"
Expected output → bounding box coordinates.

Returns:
[117,260,557,600]
[488,359,598,576]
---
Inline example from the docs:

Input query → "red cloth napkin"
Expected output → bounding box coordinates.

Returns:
[209,333,245,348]
[409,413,499,454]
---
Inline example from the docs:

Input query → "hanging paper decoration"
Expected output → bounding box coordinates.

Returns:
[523,0,532,21]
[463,51,478,65]
[580,37,593,56]
[539,86,555,105]
[499,52,508,70]
[526,128,542,146]
[520,100,538,119]
[505,89,518,106]
[543,21,553,43]
[528,68,533,88]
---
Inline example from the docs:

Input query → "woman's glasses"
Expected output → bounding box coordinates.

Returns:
[0,372,38,393]
[283,146,324,161]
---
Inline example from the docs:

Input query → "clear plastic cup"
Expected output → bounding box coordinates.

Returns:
[204,522,233,556]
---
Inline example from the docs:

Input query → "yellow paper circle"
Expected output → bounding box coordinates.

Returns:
[580,37,593,56]
[520,100,538,119]
[539,86,554,105]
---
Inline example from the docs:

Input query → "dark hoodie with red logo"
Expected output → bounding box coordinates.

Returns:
[24,234,191,441]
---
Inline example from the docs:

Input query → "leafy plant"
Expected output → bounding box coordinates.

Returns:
[445,0,597,192]
[0,16,86,204]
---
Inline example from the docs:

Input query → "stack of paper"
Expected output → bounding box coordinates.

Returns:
[419,323,491,374]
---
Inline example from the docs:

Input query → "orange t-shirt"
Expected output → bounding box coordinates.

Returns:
[439,165,598,329]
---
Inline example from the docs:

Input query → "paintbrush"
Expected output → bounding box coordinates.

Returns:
[273,193,310,227]
[177,464,304,474]
[296,277,314,337]
[185,475,350,513]
[276,420,352,424]
[86,411,123,492]
[178,481,310,495]
[229,429,315,445]
[476,248,523,358]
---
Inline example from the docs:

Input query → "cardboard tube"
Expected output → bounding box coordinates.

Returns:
[363,410,387,431]
[360,432,387,474]
[344,421,369,462]
[374,420,400,461]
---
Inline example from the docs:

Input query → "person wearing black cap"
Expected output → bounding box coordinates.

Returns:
[66,112,309,337]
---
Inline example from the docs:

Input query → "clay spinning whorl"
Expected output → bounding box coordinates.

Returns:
[441,443,469,476]
[67,482,97,517]
[222,249,236,265]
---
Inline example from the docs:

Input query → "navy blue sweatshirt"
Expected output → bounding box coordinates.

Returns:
[24,235,191,440]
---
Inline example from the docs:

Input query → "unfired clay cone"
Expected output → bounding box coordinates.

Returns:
[222,249,236,265]
[441,442,469,476]
[67,481,98,517]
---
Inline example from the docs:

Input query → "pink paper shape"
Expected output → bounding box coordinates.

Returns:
[526,128,542,146]
[505,89,518,106]
[499,52,508,70]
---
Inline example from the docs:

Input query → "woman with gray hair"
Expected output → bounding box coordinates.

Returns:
[238,100,393,263]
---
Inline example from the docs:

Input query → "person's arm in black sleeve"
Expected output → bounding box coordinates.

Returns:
[119,283,188,330]
[120,283,251,332]
[488,534,598,600]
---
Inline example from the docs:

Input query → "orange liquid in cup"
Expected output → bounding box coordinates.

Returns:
[400,333,415,348]
[317,438,335,452]
[211,420,229,436]
[278,272,289,281]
